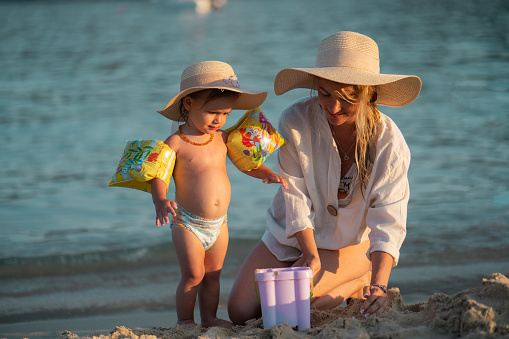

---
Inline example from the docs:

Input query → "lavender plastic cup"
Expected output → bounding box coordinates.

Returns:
[255,267,313,331]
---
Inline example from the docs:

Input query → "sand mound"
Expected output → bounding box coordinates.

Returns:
[61,272,509,339]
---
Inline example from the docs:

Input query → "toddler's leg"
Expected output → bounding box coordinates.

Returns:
[198,222,233,328]
[172,225,206,327]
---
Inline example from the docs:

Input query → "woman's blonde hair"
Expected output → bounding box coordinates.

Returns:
[352,85,380,191]
[326,84,380,192]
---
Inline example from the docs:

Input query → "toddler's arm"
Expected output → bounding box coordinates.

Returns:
[242,164,288,189]
[151,178,178,227]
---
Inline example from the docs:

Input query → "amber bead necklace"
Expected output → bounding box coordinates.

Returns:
[179,125,214,146]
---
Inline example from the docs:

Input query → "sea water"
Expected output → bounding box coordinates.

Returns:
[1,0,508,327]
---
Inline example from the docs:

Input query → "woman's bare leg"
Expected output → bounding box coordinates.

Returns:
[172,225,206,327]
[311,271,371,309]
[228,240,371,324]
[227,241,292,325]
[309,241,371,309]
[198,222,232,328]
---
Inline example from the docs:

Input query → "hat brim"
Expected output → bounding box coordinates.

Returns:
[274,67,422,107]
[157,87,267,121]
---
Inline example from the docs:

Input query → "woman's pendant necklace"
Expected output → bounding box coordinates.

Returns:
[329,122,355,161]
[179,125,214,146]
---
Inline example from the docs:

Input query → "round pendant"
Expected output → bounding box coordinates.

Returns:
[344,155,349,160]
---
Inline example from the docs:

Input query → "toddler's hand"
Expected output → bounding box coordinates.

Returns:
[262,174,289,189]
[153,199,177,227]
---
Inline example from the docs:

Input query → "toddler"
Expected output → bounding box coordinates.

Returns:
[152,61,288,328]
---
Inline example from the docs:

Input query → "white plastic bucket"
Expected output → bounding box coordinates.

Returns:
[255,266,313,331]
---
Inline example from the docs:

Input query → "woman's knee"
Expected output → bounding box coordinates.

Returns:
[227,266,258,324]
[227,242,273,324]
[227,292,261,325]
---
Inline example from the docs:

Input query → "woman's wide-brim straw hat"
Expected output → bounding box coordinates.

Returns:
[274,31,422,107]
[158,61,267,121]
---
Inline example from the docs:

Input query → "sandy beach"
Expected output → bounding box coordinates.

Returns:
[51,272,508,339]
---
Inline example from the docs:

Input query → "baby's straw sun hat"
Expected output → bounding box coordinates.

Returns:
[274,31,422,107]
[158,61,267,121]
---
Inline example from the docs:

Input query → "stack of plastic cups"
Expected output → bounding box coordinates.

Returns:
[255,266,313,331]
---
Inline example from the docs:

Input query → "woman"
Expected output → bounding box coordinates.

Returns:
[228,31,422,324]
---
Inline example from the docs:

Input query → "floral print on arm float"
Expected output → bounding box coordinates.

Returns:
[109,139,176,193]
[226,107,286,171]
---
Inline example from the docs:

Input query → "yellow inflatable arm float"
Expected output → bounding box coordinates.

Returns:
[109,139,176,193]
[226,107,286,171]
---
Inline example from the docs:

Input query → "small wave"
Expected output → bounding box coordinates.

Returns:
[0,238,260,279]
[0,298,176,324]
[0,242,176,279]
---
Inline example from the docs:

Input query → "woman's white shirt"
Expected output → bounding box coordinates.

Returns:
[263,96,410,266]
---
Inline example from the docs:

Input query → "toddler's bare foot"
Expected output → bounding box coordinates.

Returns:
[201,317,233,328]
[177,320,199,329]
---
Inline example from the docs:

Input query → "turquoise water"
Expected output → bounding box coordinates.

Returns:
[1,0,508,326]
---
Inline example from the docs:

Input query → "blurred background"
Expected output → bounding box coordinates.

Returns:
[1,0,508,337]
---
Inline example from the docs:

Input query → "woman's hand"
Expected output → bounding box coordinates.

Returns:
[360,251,393,316]
[301,253,321,277]
[262,173,289,189]
[360,285,390,317]
[293,228,321,276]
[153,198,177,227]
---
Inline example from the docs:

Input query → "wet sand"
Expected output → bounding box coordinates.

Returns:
[6,272,506,339]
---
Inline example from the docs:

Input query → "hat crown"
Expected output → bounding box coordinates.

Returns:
[273,31,421,107]
[315,31,380,74]
[180,61,238,91]
[158,60,267,120]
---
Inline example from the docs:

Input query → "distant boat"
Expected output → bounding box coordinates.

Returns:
[179,0,227,14]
